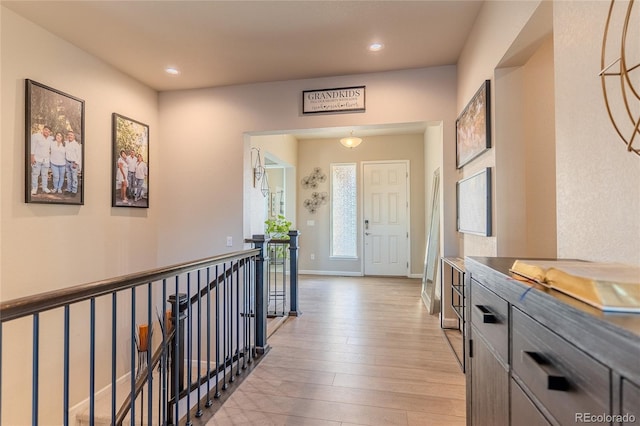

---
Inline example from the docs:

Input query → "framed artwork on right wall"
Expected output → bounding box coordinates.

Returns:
[456,79,491,168]
[457,167,492,236]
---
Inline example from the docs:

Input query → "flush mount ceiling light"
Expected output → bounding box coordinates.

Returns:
[165,67,180,75]
[368,42,384,52]
[340,131,363,149]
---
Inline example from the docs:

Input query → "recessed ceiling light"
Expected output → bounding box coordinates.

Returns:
[369,42,384,52]
[165,67,180,75]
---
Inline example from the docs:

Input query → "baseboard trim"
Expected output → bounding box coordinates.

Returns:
[299,270,363,277]
[441,317,460,329]
[299,270,420,278]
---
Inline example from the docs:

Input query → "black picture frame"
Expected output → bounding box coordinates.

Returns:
[456,167,492,236]
[112,113,149,208]
[456,79,491,169]
[25,79,85,204]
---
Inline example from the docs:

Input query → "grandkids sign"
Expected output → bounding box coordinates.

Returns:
[302,86,365,114]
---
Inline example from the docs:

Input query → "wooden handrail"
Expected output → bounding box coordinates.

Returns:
[0,249,259,322]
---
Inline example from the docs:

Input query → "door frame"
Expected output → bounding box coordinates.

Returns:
[361,160,411,277]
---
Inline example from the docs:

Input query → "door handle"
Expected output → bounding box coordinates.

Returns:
[365,232,371,236]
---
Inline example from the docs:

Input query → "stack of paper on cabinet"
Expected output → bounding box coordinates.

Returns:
[510,260,640,313]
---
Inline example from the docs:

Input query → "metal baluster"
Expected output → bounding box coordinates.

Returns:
[248,258,253,365]
[147,283,153,425]
[195,269,203,417]
[222,263,228,390]
[229,262,234,383]
[90,299,96,426]
[32,313,39,426]
[64,306,70,426]
[235,262,241,377]
[214,265,221,399]
[205,267,213,408]
[0,323,2,423]
[130,289,136,424]
[242,262,248,370]
[185,273,192,426]
[161,279,167,426]
[111,295,117,424]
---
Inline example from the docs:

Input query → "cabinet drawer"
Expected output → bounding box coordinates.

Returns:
[512,308,610,426]
[511,379,551,426]
[621,379,640,425]
[470,279,509,364]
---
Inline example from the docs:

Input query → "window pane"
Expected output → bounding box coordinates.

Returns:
[331,164,357,257]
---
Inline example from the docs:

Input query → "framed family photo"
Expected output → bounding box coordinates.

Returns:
[456,79,491,169]
[25,79,85,205]
[112,113,149,208]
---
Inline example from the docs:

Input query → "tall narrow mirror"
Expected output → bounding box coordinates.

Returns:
[421,168,440,314]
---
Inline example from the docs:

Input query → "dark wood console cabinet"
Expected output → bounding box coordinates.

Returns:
[465,257,640,426]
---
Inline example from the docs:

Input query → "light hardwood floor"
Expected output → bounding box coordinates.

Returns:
[206,275,466,426]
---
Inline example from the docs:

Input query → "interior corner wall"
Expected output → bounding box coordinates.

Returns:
[458,0,639,266]
[456,0,542,258]
[554,1,640,266]
[157,66,458,267]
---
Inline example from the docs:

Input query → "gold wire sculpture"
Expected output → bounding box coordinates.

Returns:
[600,0,640,156]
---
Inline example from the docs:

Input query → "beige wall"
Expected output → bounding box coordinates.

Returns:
[4,0,639,422]
[1,7,159,424]
[157,66,458,267]
[442,0,639,326]
[554,1,640,265]
[1,8,159,299]
[456,0,639,265]
[296,133,425,276]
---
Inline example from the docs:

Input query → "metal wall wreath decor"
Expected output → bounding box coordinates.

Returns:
[599,0,640,156]
[301,167,328,213]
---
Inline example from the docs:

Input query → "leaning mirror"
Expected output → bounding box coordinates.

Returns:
[421,169,440,314]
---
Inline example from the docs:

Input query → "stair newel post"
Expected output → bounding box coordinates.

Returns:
[253,234,270,354]
[288,230,302,316]
[167,292,188,425]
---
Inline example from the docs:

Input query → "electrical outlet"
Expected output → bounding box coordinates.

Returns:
[226,236,233,247]
[310,253,315,260]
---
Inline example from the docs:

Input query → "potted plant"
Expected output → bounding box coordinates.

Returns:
[264,214,291,263]
[264,214,291,240]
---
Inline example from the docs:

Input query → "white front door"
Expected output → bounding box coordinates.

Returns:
[363,161,409,276]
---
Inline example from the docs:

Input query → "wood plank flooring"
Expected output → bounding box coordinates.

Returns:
[206,275,466,426]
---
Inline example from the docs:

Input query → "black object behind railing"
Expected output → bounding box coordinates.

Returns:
[0,248,268,426]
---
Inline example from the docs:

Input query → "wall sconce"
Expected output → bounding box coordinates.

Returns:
[251,147,270,197]
[340,130,363,149]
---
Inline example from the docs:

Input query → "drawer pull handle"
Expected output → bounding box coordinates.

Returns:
[522,351,571,391]
[475,305,497,323]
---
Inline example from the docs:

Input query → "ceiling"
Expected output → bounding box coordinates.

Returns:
[3,0,484,92]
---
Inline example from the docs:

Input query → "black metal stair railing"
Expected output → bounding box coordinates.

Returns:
[0,246,272,426]
[247,230,301,319]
